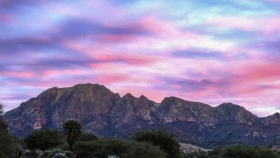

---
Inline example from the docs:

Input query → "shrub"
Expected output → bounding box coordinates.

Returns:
[38,149,74,158]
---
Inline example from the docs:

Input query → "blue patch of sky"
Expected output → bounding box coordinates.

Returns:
[0,7,53,40]
[209,28,260,44]
[253,38,280,59]
[163,0,276,31]
[231,54,251,60]
[58,18,153,39]
[172,50,225,60]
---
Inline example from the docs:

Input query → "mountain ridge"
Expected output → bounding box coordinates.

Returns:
[3,83,280,148]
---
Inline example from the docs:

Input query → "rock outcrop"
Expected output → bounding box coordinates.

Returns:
[3,83,280,148]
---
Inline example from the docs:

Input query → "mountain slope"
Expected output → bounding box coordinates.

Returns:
[3,83,280,148]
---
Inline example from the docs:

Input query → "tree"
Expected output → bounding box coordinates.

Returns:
[0,103,3,116]
[62,119,82,151]
[77,131,98,142]
[133,130,182,158]
[0,103,17,158]
[12,136,23,158]
[24,128,63,152]
[0,119,14,158]
[124,141,168,158]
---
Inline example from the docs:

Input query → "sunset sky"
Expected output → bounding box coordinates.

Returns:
[1,0,280,117]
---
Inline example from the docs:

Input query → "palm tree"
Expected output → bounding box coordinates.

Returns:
[62,119,82,151]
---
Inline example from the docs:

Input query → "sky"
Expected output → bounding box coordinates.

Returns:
[1,0,280,117]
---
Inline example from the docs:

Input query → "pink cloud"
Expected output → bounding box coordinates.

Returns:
[0,14,14,23]
[137,16,178,36]
[2,71,35,78]
[136,16,202,43]
[63,40,159,65]
[232,61,280,84]
[95,34,136,43]
[92,53,157,66]
[263,16,280,34]
[97,73,130,84]
[41,69,87,77]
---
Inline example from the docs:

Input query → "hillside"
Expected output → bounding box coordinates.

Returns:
[3,83,280,148]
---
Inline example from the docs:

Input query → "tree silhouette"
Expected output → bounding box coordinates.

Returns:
[134,130,182,158]
[24,128,63,151]
[0,103,17,158]
[0,103,3,116]
[62,119,82,151]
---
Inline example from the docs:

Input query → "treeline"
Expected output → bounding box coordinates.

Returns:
[23,128,170,158]
[184,144,280,158]
[1,103,280,158]
[22,120,179,158]
[0,109,180,158]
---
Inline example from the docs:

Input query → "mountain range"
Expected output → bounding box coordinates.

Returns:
[3,83,280,148]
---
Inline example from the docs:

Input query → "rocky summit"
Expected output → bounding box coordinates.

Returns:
[3,83,280,148]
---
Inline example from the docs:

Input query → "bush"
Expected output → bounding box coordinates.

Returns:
[134,130,182,158]
[222,144,279,158]
[73,138,167,158]
[24,128,64,151]
[183,144,280,158]
[38,149,74,158]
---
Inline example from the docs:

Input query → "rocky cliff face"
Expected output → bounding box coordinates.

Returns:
[3,83,280,148]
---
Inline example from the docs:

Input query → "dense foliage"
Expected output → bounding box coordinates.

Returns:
[76,131,98,142]
[184,144,280,158]
[0,118,15,157]
[0,103,20,158]
[73,138,167,158]
[134,130,182,158]
[24,128,64,151]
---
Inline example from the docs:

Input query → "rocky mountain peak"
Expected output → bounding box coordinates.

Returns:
[122,93,137,100]
[139,95,148,100]
[156,97,216,125]
[161,96,185,104]
[3,83,280,148]
[217,102,242,110]
[216,102,257,125]
[263,112,280,125]
[3,83,121,136]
